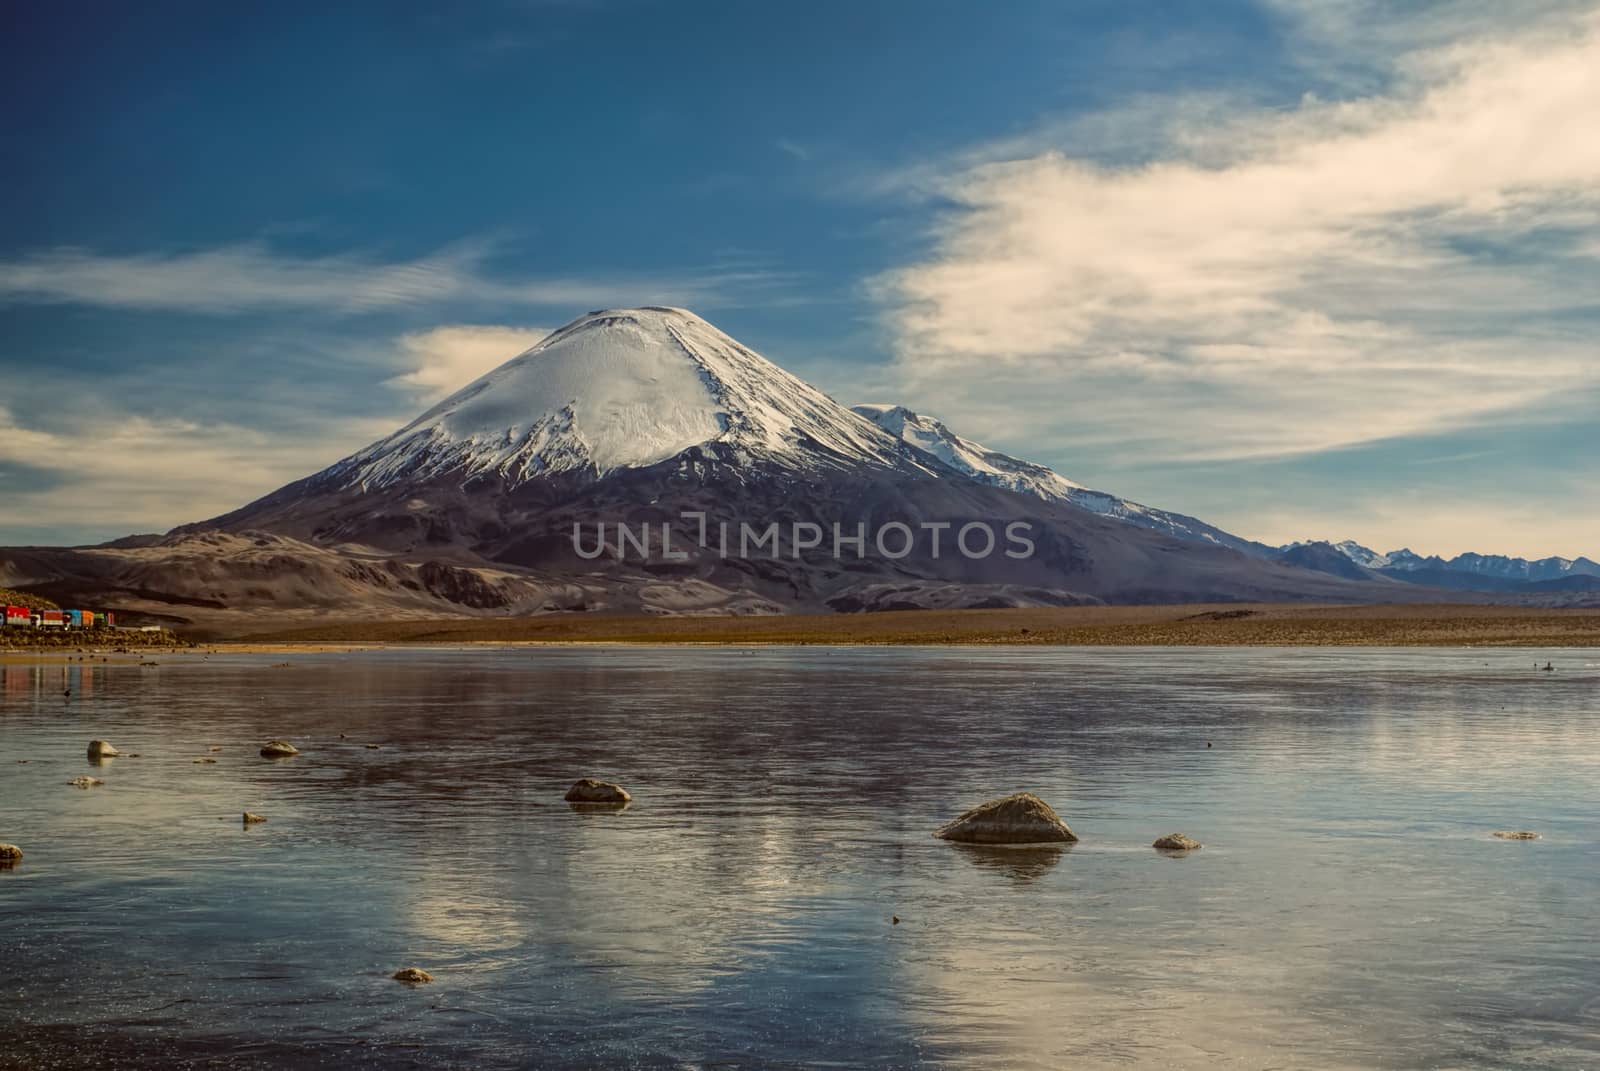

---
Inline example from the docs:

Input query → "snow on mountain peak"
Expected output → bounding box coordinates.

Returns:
[334,307,915,490]
[850,403,1084,497]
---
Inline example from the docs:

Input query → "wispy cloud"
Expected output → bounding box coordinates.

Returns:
[775,138,812,162]
[876,6,1600,464]
[386,324,552,401]
[0,241,791,315]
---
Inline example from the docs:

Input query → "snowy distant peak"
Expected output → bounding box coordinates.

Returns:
[1333,540,1392,569]
[850,404,1084,500]
[331,307,920,491]
[851,403,1263,555]
[1321,541,1600,580]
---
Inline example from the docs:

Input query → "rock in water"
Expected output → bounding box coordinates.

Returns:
[0,843,22,865]
[243,813,267,824]
[1492,830,1540,840]
[1153,833,1202,851]
[392,967,434,984]
[67,776,105,789]
[564,778,632,804]
[933,792,1078,844]
[86,740,120,759]
[260,740,300,758]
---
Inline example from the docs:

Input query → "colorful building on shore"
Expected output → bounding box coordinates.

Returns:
[3,604,116,629]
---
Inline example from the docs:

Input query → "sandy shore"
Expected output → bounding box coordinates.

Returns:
[202,603,1600,647]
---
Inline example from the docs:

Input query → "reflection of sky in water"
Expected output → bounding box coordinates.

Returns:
[0,647,1597,1068]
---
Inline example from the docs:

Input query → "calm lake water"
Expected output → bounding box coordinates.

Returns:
[1,646,1597,1069]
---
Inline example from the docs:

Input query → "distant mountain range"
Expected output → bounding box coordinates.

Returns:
[1,306,1590,627]
[1274,540,1600,594]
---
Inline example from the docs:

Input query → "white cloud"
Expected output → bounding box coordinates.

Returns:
[387,324,552,401]
[877,7,1600,464]
[0,404,395,540]
[0,241,783,315]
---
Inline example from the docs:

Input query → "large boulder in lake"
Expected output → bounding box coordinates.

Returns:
[564,778,631,804]
[933,792,1078,844]
[260,740,300,758]
[392,967,434,984]
[1153,833,1202,851]
[86,740,119,759]
[0,843,21,866]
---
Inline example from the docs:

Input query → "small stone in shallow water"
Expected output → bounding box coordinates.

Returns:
[86,740,119,759]
[67,776,104,788]
[193,758,218,764]
[243,813,267,824]
[365,744,382,750]
[392,967,434,984]
[933,793,1078,844]
[564,779,632,804]
[0,843,22,864]
[260,740,299,758]
[1153,833,1202,851]
[1492,830,1540,840]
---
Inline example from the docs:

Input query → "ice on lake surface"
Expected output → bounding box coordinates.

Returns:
[2,646,1598,1069]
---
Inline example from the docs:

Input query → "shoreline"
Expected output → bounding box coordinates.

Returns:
[222,602,1600,647]
[5,604,1598,654]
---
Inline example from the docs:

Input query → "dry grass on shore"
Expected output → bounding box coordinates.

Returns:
[0,629,187,652]
[229,603,1600,647]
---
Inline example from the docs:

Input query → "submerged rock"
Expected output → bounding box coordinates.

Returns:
[0,843,22,865]
[564,778,632,804]
[260,740,300,758]
[193,757,218,764]
[933,792,1078,845]
[392,967,434,984]
[86,740,120,759]
[1153,833,1202,851]
[243,812,267,824]
[67,776,105,789]
[1492,830,1540,840]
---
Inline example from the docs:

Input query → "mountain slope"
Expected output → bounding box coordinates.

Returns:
[851,404,1266,556]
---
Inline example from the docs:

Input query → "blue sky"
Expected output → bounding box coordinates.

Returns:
[2,0,1597,556]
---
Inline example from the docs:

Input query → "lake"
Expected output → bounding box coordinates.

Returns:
[2,646,1597,1069]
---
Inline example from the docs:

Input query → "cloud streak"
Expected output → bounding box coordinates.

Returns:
[0,241,788,315]
[878,6,1600,463]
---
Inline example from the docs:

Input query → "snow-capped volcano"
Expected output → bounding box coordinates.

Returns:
[851,403,1264,556]
[336,307,920,490]
[128,305,1432,619]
